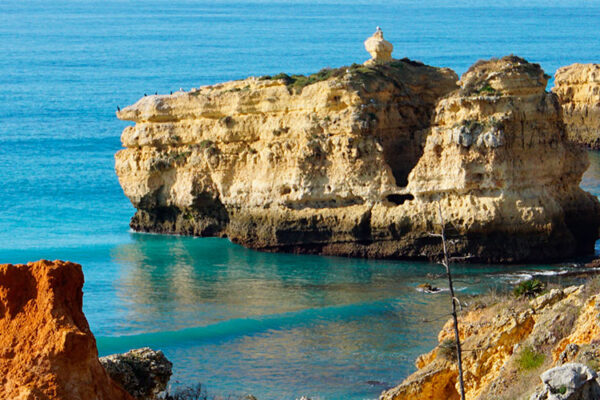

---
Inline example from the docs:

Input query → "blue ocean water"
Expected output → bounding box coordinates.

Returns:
[2,1,600,399]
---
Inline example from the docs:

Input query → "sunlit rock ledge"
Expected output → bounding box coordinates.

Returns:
[554,63,600,149]
[115,33,600,263]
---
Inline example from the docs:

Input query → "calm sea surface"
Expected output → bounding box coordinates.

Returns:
[2,1,600,398]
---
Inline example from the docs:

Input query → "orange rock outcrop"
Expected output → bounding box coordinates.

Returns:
[381,285,594,400]
[553,293,600,362]
[0,260,134,400]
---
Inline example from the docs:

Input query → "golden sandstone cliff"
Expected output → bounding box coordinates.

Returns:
[380,279,600,400]
[115,50,600,262]
[554,63,600,148]
[0,260,134,400]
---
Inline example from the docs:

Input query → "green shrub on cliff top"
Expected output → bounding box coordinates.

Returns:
[259,60,420,93]
[260,67,346,93]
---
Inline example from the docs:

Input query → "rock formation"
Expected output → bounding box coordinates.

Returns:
[100,348,173,400]
[0,260,134,400]
[553,64,600,148]
[115,55,600,263]
[380,282,600,400]
[530,363,600,400]
[404,56,600,262]
[364,27,393,64]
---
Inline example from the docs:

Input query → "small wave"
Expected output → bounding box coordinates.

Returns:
[490,265,600,285]
[531,266,600,278]
[96,299,394,355]
[533,270,569,276]
[492,273,534,284]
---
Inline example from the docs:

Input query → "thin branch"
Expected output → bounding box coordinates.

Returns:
[438,202,466,400]
[419,313,454,323]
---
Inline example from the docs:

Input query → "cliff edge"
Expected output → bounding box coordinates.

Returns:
[116,53,600,262]
[554,63,600,148]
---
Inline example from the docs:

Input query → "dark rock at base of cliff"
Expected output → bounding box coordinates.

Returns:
[100,347,173,400]
[130,203,228,237]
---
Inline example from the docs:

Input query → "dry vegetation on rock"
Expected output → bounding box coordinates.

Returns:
[381,274,600,400]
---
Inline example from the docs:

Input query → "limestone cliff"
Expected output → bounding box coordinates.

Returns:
[116,55,600,262]
[0,260,134,400]
[404,56,600,262]
[554,63,600,148]
[380,282,600,400]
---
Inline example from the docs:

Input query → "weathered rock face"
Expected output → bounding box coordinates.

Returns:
[405,56,600,262]
[553,64,600,148]
[381,285,589,400]
[115,60,458,255]
[100,348,173,400]
[116,55,600,262]
[0,260,134,400]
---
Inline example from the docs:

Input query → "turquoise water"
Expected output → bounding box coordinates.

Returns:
[2,1,600,399]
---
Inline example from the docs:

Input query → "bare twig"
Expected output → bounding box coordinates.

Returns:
[437,202,466,400]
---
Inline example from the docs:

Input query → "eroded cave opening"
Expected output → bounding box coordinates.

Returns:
[379,130,426,188]
[386,194,414,205]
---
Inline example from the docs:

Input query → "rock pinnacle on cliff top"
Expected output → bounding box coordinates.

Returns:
[364,26,394,65]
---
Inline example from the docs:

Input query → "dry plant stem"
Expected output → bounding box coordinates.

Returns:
[438,202,466,400]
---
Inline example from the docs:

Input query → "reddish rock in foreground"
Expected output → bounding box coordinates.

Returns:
[0,259,134,400]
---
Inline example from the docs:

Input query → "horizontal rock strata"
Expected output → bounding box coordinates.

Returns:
[554,63,600,148]
[116,56,600,262]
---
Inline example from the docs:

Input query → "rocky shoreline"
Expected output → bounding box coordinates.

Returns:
[7,259,600,400]
[115,30,600,263]
[381,268,600,400]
